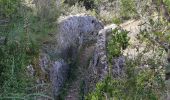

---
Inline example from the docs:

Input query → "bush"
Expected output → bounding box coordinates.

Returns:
[0,0,59,98]
[87,25,166,100]
[0,19,39,94]
[86,58,165,100]
[107,28,129,61]
[32,0,59,22]
[0,0,21,19]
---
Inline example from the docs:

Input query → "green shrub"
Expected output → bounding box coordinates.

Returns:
[164,0,170,11]
[87,25,166,100]
[0,20,39,94]
[0,0,21,19]
[0,0,59,98]
[32,0,60,22]
[112,18,123,25]
[107,28,129,61]
[86,58,165,100]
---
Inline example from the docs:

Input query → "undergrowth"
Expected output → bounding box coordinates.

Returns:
[0,0,58,99]
[87,27,166,100]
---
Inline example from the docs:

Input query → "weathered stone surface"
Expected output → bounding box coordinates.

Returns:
[50,60,69,98]
[57,14,104,51]
[112,56,126,77]
[30,14,104,98]
[39,53,51,74]
[38,14,104,98]
[85,24,119,92]
[88,24,117,80]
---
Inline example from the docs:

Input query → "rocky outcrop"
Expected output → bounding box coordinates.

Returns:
[91,24,117,78]
[86,24,118,91]
[56,14,104,60]
[57,14,104,49]
[37,14,104,98]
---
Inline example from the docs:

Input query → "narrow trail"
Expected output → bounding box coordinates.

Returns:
[65,46,95,100]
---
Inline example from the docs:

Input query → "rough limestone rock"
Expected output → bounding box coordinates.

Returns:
[35,14,104,98]
[112,56,126,77]
[56,14,104,60]
[86,24,118,91]
[50,60,69,98]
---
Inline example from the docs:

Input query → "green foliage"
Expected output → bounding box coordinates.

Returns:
[35,0,59,22]
[88,22,166,99]
[86,58,165,100]
[86,76,124,100]
[107,28,129,61]
[64,0,100,10]
[163,0,170,10]
[0,0,21,18]
[120,0,137,19]
[0,32,37,95]
[0,17,39,94]
[0,0,59,98]
[112,18,123,25]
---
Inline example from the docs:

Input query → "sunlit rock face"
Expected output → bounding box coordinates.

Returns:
[57,14,104,53]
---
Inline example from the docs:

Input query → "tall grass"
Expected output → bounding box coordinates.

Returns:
[0,0,59,99]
